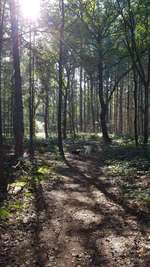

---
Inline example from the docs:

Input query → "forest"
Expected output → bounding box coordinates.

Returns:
[0,0,150,266]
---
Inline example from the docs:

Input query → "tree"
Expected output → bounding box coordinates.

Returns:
[58,0,65,158]
[115,0,150,144]
[29,25,35,156]
[10,0,24,157]
[0,0,6,145]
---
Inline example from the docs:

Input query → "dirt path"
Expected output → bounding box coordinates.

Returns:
[0,154,149,267]
[31,155,149,267]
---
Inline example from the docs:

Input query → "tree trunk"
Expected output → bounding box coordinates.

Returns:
[0,0,6,145]
[119,84,123,134]
[90,76,95,132]
[44,85,49,140]
[133,68,138,146]
[127,85,130,135]
[58,0,65,158]
[83,73,87,132]
[143,83,149,145]
[79,66,83,132]
[10,0,24,158]
[0,45,2,145]
[63,69,70,139]
[139,79,143,136]
[29,26,34,156]
[98,59,111,143]
[63,89,67,139]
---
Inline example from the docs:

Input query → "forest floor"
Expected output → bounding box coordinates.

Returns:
[0,137,150,267]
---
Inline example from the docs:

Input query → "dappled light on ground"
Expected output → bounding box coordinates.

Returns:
[0,140,150,266]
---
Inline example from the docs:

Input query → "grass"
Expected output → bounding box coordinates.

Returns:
[0,207,10,219]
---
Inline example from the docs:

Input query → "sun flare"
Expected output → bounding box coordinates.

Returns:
[20,0,41,21]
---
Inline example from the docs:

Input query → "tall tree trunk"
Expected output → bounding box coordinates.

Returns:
[83,73,87,132]
[143,49,150,144]
[58,0,65,158]
[44,101,49,140]
[119,84,123,134]
[0,0,5,145]
[10,0,24,158]
[0,43,2,145]
[63,71,70,139]
[29,25,34,156]
[79,66,83,132]
[63,88,67,139]
[71,78,76,138]
[143,49,150,145]
[90,76,95,132]
[127,84,130,135]
[133,68,138,146]
[98,59,111,143]
[139,79,143,136]
[87,79,91,131]
[44,83,49,140]
[143,83,149,145]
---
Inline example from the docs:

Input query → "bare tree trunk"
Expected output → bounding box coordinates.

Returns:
[143,83,149,145]
[10,0,24,158]
[71,80,76,138]
[119,84,123,134]
[63,88,67,139]
[58,0,65,158]
[139,79,143,136]
[79,66,83,132]
[44,85,49,140]
[29,25,34,156]
[0,0,6,145]
[143,49,150,145]
[63,71,70,139]
[83,73,87,132]
[0,44,2,145]
[98,58,111,143]
[90,76,95,132]
[127,84,130,135]
[133,68,138,146]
